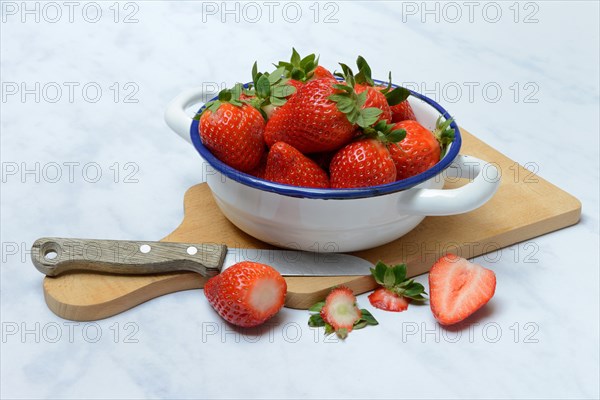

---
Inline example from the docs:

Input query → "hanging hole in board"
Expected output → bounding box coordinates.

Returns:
[187,246,198,255]
[140,244,151,254]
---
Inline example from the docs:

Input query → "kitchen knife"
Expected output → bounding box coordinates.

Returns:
[31,237,373,277]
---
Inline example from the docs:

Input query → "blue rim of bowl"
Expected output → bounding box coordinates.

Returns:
[190,80,462,199]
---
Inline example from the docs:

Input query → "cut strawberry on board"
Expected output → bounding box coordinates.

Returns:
[429,254,496,326]
[204,261,287,328]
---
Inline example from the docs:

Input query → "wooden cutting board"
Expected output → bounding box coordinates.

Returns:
[42,128,581,321]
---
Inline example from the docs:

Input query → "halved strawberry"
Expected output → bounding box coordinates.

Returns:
[368,288,409,312]
[429,254,496,326]
[368,261,427,312]
[204,261,287,328]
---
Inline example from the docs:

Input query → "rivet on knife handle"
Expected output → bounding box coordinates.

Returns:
[31,237,228,277]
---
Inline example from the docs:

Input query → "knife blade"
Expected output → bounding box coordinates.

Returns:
[31,237,374,277]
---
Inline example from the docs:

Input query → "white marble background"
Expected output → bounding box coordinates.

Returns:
[1,1,599,398]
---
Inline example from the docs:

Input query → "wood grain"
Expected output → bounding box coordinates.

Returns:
[42,128,581,320]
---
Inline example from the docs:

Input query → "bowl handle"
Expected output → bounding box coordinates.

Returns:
[398,155,500,216]
[164,87,206,145]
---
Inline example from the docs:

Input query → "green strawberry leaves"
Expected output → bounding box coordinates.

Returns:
[377,72,411,106]
[434,116,456,159]
[329,63,382,129]
[355,55,374,86]
[247,62,296,110]
[307,300,378,340]
[354,57,411,106]
[276,48,320,82]
[193,84,245,120]
[362,120,407,145]
[370,261,428,302]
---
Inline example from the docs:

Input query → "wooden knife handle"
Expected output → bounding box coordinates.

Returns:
[31,237,227,277]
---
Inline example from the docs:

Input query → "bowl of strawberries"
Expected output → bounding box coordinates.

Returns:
[165,51,500,252]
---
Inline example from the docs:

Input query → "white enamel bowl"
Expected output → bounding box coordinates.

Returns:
[165,85,500,252]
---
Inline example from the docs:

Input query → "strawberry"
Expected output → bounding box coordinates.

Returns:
[429,254,496,326]
[389,100,417,122]
[355,83,392,123]
[264,142,330,188]
[264,78,357,153]
[329,119,407,189]
[197,87,266,172]
[388,116,455,180]
[204,261,287,328]
[330,138,396,188]
[312,65,336,81]
[368,261,427,312]
[368,288,409,312]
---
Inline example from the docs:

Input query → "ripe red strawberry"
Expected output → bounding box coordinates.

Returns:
[368,288,409,312]
[320,286,362,338]
[204,261,287,328]
[264,78,356,153]
[389,100,417,122]
[312,65,335,81]
[355,84,392,123]
[388,120,440,180]
[264,142,329,188]
[329,138,397,188]
[198,89,266,172]
[388,117,455,180]
[368,261,427,312]
[429,254,496,326]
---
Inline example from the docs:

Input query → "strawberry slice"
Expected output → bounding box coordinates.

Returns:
[368,288,409,312]
[308,286,378,339]
[429,254,496,326]
[321,287,362,333]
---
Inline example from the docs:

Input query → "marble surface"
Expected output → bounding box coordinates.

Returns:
[1,1,599,398]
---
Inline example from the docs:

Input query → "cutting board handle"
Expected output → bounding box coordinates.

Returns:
[31,237,227,277]
[397,154,501,216]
